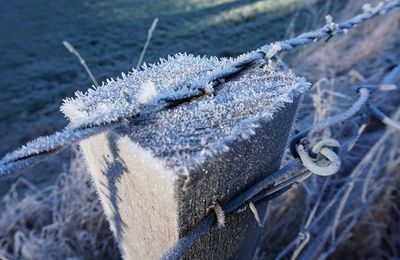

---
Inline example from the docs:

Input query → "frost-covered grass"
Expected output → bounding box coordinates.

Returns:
[255,2,400,258]
[0,148,121,259]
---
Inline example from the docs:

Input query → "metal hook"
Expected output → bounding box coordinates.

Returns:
[296,139,342,176]
[311,138,340,155]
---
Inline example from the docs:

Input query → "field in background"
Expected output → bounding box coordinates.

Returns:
[1,0,399,259]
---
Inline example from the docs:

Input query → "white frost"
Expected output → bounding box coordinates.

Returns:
[138,80,157,104]
[1,53,309,174]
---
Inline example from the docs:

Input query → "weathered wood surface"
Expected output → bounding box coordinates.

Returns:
[74,55,307,259]
[80,98,300,259]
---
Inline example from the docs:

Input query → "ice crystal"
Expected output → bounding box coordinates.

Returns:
[117,58,309,170]
[62,53,309,170]
[138,80,157,104]
[362,2,385,14]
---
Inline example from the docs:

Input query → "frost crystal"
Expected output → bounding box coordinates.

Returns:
[325,15,337,32]
[138,80,157,104]
[61,53,309,171]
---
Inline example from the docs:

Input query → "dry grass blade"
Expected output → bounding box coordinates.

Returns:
[63,41,99,87]
[136,17,159,69]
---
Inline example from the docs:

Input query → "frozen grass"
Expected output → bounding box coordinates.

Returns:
[0,147,120,259]
[255,1,400,258]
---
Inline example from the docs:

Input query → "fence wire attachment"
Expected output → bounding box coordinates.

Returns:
[211,203,226,229]
[310,138,340,158]
[296,139,342,177]
[324,15,338,41]
[290,87,370,157]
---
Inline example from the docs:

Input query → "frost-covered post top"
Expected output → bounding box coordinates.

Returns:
[62,53,309,172]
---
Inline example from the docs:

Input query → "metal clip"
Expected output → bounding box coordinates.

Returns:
[296,139,342,176]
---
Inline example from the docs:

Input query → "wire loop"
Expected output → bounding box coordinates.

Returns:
[296,139,342,177]
[290,87,370,157]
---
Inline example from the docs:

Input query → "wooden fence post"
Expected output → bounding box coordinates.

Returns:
[74,56,306,259]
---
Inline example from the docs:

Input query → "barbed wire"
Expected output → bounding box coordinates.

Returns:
[0,0,399,178]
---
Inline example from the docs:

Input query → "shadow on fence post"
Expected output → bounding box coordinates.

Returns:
[76,56,306,259]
